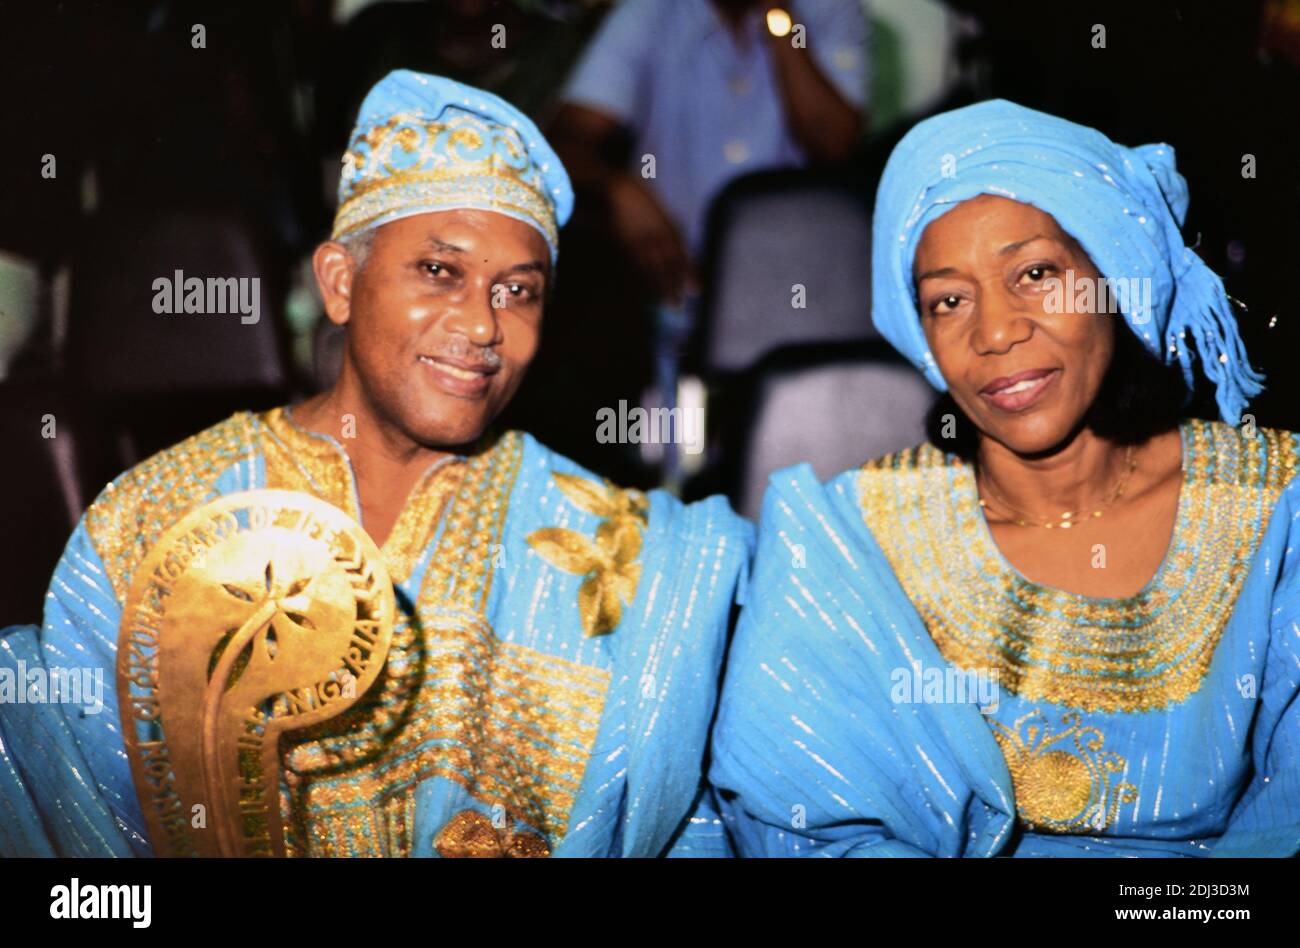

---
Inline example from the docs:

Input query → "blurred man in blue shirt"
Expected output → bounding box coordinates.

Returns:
[552,0,870,304]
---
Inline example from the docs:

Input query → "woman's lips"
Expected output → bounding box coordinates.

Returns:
[418,354,495,397]
[979,367,1059,412]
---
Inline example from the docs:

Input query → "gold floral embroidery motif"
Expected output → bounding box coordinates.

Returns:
[527,473,649,637]
[434,809,550,858]
[990,710,1137,833]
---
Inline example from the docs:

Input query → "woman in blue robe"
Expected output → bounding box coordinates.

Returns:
[709,100,1300,857]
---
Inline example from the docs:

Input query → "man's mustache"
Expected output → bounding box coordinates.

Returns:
[425,337,503,370]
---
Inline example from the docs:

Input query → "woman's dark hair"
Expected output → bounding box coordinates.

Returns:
[925,322,1191,460]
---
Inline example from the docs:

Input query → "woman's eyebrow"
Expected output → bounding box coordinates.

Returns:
[916,233,1056,283]
[998,234,1049,255]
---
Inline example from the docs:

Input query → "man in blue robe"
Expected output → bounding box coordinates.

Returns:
[0,71,751,858]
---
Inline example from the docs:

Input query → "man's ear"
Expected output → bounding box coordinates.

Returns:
[313,241,358,326]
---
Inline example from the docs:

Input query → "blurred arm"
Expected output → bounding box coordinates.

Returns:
[549,102,696,302]
[767,0,870,163]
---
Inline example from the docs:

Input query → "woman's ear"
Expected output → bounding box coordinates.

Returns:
[312,241,357,327]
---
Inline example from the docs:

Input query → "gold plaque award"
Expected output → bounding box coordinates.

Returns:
[117,490,395,857]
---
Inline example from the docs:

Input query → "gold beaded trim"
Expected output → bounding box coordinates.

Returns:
[86,413,258,602]
[332,112,558,248]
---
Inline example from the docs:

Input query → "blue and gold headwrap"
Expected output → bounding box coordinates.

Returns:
[871,99,1263,424]
[332,70,574,262]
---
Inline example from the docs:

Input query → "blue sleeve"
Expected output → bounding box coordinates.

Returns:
[799,0,872,109]
[709,470,936,857]
[0,619,136,856]
[0,519,149,856]
[708,467,1016,858]
[1212,478,1300,857]
[0,626,58,857]
[716,784,931,858]
[560,0,656,126]
[553,488,753,857]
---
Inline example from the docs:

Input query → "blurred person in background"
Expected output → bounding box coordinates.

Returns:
[542,0,870,492]
[551,0,871,305]
[319,0,590,155]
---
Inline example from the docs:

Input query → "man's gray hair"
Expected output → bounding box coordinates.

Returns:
[338,229,376,270]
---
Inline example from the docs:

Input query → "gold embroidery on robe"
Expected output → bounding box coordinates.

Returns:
[83,406,467,595]
[83,409,615,856]
[276,431,612,856]
[86,413,257,601]
[434,809,550,858]
[526,472,650,636]
[856,420,1299,712]
[990,709,1137,833]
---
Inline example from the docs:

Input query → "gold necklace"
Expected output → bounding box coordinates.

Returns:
[977,445,1138,529]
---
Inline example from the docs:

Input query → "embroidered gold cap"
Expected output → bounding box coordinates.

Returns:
[332,70,573,261]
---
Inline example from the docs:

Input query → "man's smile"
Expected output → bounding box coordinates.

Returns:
[417,353,499,397]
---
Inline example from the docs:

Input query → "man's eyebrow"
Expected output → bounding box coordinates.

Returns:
[503,261,547,277]
[422,237,546,277]
[424,237,466,254]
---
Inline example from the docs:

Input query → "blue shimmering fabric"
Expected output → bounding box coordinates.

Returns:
[0,409,750,857]
[710,422,1300,857]
[332,70,574,262]
[871,99,1262,425]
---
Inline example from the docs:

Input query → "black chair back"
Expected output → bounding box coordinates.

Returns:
[693,170,877,377]
[733,342,935,520]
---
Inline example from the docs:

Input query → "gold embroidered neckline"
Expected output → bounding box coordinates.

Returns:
[857,419,1299,713]
[967,430,1186,608]
[258,405,466,584]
